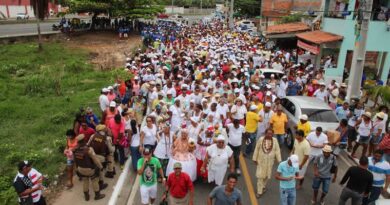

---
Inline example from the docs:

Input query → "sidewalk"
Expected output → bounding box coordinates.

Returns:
[53,163,137,205]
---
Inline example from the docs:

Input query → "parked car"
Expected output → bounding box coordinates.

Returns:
[157,13,169,19]
[236,20,255,28]
[16,13,29,20]
[281,96,339,149]
[258,69,284,80]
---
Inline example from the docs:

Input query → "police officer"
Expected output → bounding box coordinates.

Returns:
[88,124,115,179]
[73,134,105,201]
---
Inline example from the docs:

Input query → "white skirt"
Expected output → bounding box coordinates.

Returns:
[166,157,197,181]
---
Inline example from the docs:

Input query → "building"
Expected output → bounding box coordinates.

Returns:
[0,0,60,19]
[320,0,390,84]
[260,0,322,30]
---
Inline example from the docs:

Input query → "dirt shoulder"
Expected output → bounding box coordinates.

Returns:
[66,31,142,70]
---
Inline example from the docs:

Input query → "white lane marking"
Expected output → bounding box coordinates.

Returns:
[127,175,140,205]
[108,158,132,205]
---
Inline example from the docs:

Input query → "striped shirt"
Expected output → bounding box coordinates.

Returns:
[28,168,43,203]
[368,157,390,187]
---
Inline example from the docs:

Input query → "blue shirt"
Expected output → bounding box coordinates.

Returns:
[335,107,349,120]
[368,157,390,187]
[277,161,299,189]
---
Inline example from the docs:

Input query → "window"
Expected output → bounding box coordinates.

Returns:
[281,99,296,116]
[301,109,339,123]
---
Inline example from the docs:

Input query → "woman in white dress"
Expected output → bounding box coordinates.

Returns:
[154,123,173,179]
[166,129,197,181]
[201,135,235,186]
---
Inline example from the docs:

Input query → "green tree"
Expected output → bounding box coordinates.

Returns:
[29,0,51,51]
[66,0,164,25]
[234,0,261,17]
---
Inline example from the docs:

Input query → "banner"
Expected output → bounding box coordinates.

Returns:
[297,40,320,54]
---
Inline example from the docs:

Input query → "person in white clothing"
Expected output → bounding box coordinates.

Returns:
[230,98,247,124]
[154,124,174,178]
[169,99,183,133]
[313,83,328,103]
[226,119,246,174]
[351,112,373,158]
[277,76,288,98]
[201,135,235,186]
[257,102,274,139]
[99,88,110,113]
[140,116,158,153]
[306,127,328,161]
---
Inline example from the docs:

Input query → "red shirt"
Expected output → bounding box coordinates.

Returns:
[167,172,194,198]
[107,118,125,144]
[79,127,95,142]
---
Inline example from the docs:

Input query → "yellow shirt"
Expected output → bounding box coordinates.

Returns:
[297,121,311,137]
[270,113,288,134]
[293,139,311,164]
[245,111,261,133]
[252,102,264,113]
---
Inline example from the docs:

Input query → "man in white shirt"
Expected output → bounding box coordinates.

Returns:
[216,98,229,123]
[277,76,288,98]
[226,119,246,175]
[306,127,328,161]
[99,88,110,113]
[313,83,328,103]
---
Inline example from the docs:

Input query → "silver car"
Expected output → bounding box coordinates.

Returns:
[280,96,339,149]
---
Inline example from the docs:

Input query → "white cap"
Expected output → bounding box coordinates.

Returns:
[265,102,272,107]
[282,75,287,79]
[102,88,109,92]
[107,86,113,90]
[234,88,240,93]
[319,82,326,86]
[266,84,272,89]
[203,79,208,83]
[181,84,188,89]
[109,101,116,107]
[260,74,265,78]
[250,105,257,111]
[167,90,172,95]
[289,154,300,168]
[216,135,225,141]
[266,91,272,96]
[300,114,308,121]
[134,76,139,80]
[271,74,275,77]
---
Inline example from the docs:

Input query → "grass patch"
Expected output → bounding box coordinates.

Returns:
[0,43,117,204]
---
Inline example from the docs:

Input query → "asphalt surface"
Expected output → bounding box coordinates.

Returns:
[0,22,55,36]
[129,143,356,205]
[0,15,211,37]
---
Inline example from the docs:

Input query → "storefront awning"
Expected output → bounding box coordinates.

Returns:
[296,31,343,44]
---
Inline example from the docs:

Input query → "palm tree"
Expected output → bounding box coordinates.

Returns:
[30,0,50,51]
[366,85,390,108]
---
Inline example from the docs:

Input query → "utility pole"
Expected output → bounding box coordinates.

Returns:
[346,0,373,102]
[171,0,174,14]
[201,0,203,15]
[229,0,234,30]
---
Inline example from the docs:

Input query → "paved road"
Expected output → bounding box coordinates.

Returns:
[129,144,357,205]
[0,22,54,36]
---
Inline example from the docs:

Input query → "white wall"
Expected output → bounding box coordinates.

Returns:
[0,5,35,18]
[165,6,184,14]
[0,6,7,18]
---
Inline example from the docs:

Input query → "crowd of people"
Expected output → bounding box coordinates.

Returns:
[13,18,390,205]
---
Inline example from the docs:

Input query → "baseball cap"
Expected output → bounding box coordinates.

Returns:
[299,115,308,121]
[265,102,272,107]
[143,148,151,155]
[250,104,257,111]
[109,101,116,107]
[173,162,182,169]
[289,155,299,168]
